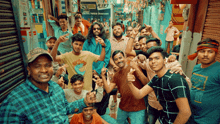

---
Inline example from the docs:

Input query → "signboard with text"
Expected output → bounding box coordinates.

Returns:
[96,0,110,10]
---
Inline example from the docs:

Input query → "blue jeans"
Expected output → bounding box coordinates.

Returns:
[165,41,173,54]
[101,115,118,124]
[117,108,145,124]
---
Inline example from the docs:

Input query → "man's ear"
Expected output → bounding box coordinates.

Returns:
[27,66,30,76]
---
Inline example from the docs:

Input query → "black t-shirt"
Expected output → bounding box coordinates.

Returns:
[148,70,193,124]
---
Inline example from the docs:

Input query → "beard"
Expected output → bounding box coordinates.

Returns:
[113,33,123,39]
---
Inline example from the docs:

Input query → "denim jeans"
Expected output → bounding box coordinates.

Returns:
[165,41,173,54]
[117,108,145,124]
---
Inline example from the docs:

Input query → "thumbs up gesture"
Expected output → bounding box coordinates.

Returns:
[127,68,136,82]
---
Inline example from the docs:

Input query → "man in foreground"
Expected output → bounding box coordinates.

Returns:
[188,38,220,124]
[102,50,148,124]
[0,48,96,123]
[127,46,192,124]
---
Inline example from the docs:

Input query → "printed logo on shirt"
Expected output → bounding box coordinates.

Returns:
[191,73,208,91]
[73,59,87,75]
[191,73,208,103]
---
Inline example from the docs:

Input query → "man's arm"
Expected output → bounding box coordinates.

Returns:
[101,67,116,93]
[164,27,169,33]
[95,40,111,74]
[130,61,149,85]
[174,27,180,36]
[101,74,116,93]
[97,47,105,61]
[96,36,106,61]
[50,34,69,62]
[125,29,139,57]
[128,81,153,99]
[48,14,59,29]
[173,98,191,124]
[48,14,59,23]
[144,24,162,45]
[127,69,153,99]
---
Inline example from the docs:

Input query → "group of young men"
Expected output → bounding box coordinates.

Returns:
[0,12,220,124]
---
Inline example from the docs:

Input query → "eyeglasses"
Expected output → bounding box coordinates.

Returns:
[93,28,100,30]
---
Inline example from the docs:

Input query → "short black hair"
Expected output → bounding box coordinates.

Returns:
[138,36,146,41]
[139,26,146,32]
[75,12,82,16]
[147,46,168,59]
[57,15,68,21]
[112,22,123,29]
[70,74,84,84]
[146,38,161,46]
[179,34,182,39]
[75,15,81,20]
[198,38,219,47]
[71,33,86,43]
[112,50,124,59]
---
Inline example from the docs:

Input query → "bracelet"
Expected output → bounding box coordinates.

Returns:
[102,45,106,48]
[130,37,135,39]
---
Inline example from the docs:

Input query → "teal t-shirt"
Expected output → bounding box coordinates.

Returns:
[190,61,220,124]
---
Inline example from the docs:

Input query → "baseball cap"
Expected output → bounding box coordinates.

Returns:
[46,36,57,42]
[27,47,53,63]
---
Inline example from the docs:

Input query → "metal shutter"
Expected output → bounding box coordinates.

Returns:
[0,0,27,103]
[202,0,220,62]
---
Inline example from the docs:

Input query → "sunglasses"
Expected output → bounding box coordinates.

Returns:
[93,28,100,30]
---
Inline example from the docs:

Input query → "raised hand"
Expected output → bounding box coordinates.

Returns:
[101,63,107,76]
[92,74,103,87]
[96,36,106,47]
[57,33,69,43]
[131,24,141,37]
[144,24,153,33]
[85,92,96,106]
[55,64,68,77]
[127,68,136,82]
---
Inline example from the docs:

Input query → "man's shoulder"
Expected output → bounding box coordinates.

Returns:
[1,80,29,104]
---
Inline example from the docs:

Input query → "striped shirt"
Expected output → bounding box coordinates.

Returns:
[148,70,191,124]
[0,79,86,123]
